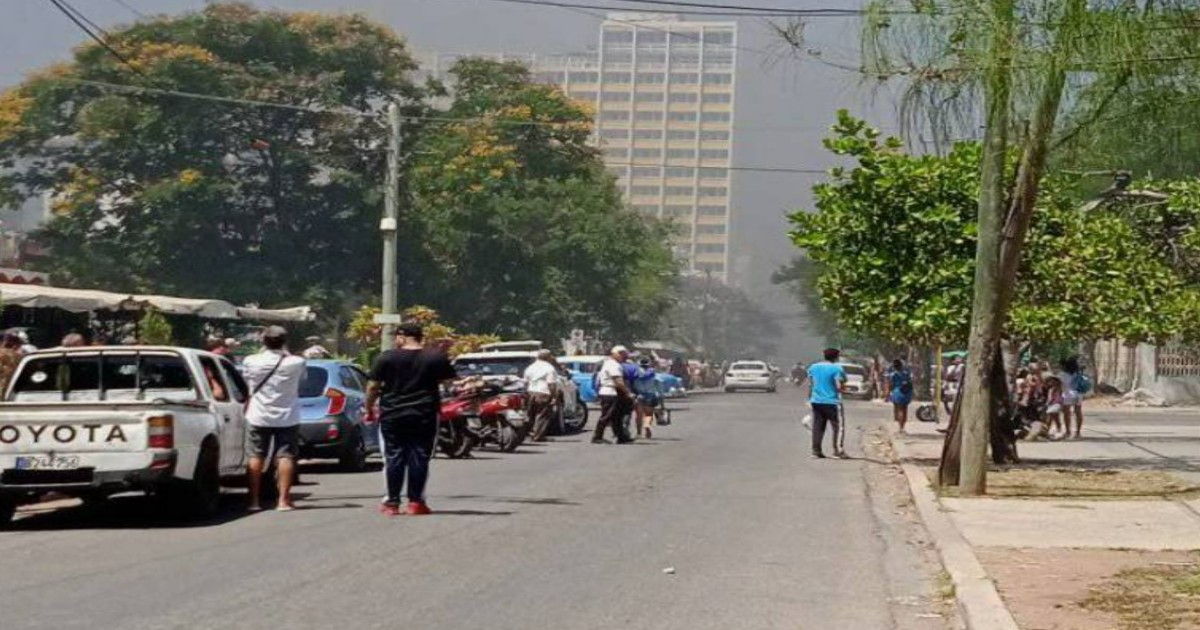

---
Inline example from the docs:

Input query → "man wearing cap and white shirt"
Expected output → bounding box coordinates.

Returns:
[242,326,307,511]
[593,345,634,444]
[525,349,559,442]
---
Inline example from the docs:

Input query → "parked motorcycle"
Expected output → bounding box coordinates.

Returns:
[439,379,529,456]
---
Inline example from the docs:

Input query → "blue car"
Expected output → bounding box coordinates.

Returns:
[297,360,380,471]
[558,355,688,403]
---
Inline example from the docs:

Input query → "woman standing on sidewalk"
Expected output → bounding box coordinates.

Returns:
[1058,356,1086,439]
[885,359,914,434]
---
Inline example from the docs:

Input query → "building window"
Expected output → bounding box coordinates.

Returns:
[601,128,630,140]
[603,71,632,83]
[636,72,665,84]
[638,31,667,45]
[704,30,734,45]
[606,166,626,178]
[569,91,597,101]
[633,204,659,214]
[638,52,667,65]
[635,111,664,122]
[631,166,661,178]
[699,167,728,178]
[603,147,628,158]
[667,148,696,159]
[697,224,727,235]
[697,262,725,273]
[673,51,701,65]
[699,186,727,196]
[703,73,733,85]
[698,205,726,216]
[668,111,698,122]
[665,185,694,196]
[601,110,630,121]
[665,166,695,178]
[670,72,700,84]
[635,92,664,102]
[667,129,697,141]
[607,51,633,63]
[568,71,599,83]
[701,112,731,123]
[664,205,692,218]
[602,91,631,102]
[631,185,661,196]
[604,29,634,44]
[701,93,732,104]
[669,92,699,103]
[633,128,663,140]
[632,148,662,159]
[699,149,729,160]
[536,71,565,84]
[696,243,726,254]
[699,130,730,140]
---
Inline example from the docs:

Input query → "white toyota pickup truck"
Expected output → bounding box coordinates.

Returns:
[0,346,249,525]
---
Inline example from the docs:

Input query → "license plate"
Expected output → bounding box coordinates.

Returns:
[15,455,81,471]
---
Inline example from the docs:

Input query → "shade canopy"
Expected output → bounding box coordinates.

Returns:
[0,283,312,322]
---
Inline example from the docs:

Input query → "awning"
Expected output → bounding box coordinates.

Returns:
[236,306,315,323]
[0,283,313,322]
[130,294,240,319]
[0,284,133,313]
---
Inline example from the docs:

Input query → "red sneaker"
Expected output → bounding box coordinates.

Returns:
[406,501,432,516]
[379,502,402,516]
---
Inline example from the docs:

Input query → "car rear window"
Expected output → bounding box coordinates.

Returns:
[730,363,765,371]
[10,353,195,402]
[842,365,866,376]
[299,366,329,398]
[454,358,533,377]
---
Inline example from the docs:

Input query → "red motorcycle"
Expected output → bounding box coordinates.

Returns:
[438,380,528,458]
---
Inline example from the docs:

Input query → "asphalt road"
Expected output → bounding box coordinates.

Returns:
[0,391,952,630]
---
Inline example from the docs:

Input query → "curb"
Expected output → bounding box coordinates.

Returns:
[899,462,1020,630]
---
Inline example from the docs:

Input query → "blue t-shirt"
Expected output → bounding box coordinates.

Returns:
[808,362,846,405]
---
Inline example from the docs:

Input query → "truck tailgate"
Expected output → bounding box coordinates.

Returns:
[0,405,160,454]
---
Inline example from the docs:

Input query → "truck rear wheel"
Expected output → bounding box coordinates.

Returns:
[158,443,221,519]
[0,496,15,528]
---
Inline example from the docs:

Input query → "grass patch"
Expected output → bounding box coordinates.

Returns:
[925,466,1200,500]
[1081,562,1200,629]
[934,570,956,602]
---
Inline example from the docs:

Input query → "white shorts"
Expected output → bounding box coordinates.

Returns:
[1062,391,1081,407]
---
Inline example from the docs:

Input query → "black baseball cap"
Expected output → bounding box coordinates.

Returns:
[823,347,841,361]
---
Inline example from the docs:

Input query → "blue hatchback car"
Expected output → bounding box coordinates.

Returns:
[297,360,380,471]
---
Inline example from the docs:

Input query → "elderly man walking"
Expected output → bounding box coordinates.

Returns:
[525,349,559,442]
[592,345,634,444]
[243,326,307,511]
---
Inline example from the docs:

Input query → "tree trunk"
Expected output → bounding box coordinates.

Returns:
[938,370,965,487]
[957,0,1016,496]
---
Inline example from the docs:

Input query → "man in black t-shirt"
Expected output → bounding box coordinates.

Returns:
[366,322,458,516]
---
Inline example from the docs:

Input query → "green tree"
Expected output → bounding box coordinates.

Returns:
[790,114,1200,381]
[0,4,425,314]
[403,58,676,342]
[822,0,1200,492]
[137,309,173,345]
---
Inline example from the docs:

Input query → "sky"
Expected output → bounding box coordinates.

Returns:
[0,0,902,362]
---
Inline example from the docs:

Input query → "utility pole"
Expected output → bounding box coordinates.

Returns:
[376,102,402,352]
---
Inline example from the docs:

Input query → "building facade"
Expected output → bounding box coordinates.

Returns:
[419,13,737,281]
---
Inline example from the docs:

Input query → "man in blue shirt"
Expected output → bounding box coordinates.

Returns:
[807,348,848,459]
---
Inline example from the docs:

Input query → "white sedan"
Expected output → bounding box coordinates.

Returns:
[723,361,778,393]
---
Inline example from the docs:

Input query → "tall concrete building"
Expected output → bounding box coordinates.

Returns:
[419,13,738,281]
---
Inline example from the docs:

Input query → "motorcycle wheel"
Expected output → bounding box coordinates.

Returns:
[563,395,588,434]
[916,404,938,423]
[439,420,475,459]
[498,422,521,453]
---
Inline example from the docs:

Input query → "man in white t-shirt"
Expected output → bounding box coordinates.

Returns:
[592,345,633,444]
[242,326,307,512]
[524,350,560,442]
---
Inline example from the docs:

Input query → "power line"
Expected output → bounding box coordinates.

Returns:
[456,0,875,17]
[45,0,145,76]
[108,0,147,19]
[604,159,827,173]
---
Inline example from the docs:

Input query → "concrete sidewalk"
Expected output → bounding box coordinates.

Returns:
[869,400,1200,629]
